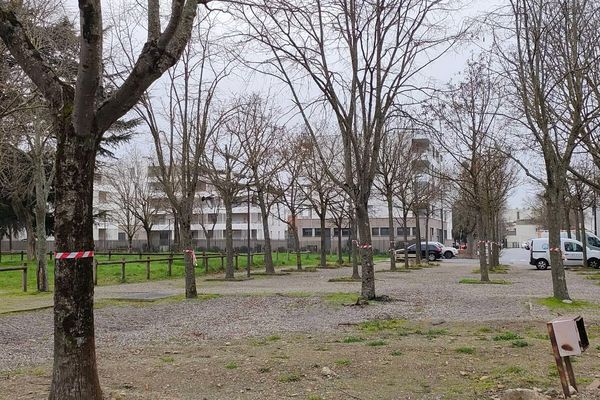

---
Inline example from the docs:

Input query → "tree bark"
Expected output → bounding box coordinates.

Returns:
[337,223,343,265]
[143,225,152,252]
[414,211,422,265]
[49,124,102,400]
[224,197,235,279]
[34,197,48,292]
[319,212,327,267]
[476,211,489,282]
[425,212,430,263]
[178,203,197,298]
[257,191,274,274]
[403,213,409,269]
[546,170,570,300]
[349,206,360,279]
[356,199,374,299]
[580,207,588,268]
[291,222,302,271]
[387,193,396,270]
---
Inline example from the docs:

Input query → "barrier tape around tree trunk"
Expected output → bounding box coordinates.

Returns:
[183,249,197,266]
[352,240,372,249]
[54,251,94,259]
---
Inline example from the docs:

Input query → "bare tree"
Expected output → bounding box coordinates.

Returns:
[492,0,600,299]
[197,190,220,249]
[236,0,465,299]
[1,0,211,396]
[235,94,285,274]
[202,107,250,279]
[134,16,233,297]
[273,135,307,271]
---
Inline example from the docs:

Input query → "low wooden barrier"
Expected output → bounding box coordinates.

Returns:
[0,265,28,292]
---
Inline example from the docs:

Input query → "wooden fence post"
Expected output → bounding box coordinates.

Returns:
[93,259,98,286]
[108,250,112,260]
[138,250,142,260]
[168,253,173,277]
[203,252,208,274]
[121,258,126,282]
[220,254,224,270]
[235,253,239,270]
[146,257,151,280]
[276,250,279,264]
[22,265,27,292]
[20,250,24,261]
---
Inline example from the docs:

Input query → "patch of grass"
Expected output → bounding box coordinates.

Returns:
[358,319,406,332]
[328,276,362,282]
[478,327,492,333]
[267,335,281,342]
[493,331,523,341]
[459,278,511,285]
[335,359,352,366]
[471,265,510,274]
[225,361,238,369]
[160,356,175,364]
[341,336,365,343]
[307,395,323,400]
[504,366,525,374]
[366,340,387,347]
[596,345,600,351]
[390,350,402,356]
[278,373,301,383]
[535,297,597,311]
[456,347,475,354]
[512,340,529,348]
[323,292,360,305]
[425,328,449,338]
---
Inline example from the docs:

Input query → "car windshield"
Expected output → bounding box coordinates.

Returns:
[407,244,415,251]
[588,236,600,249]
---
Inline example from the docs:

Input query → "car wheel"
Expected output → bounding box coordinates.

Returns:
[589,258,600,269]
[444,251,454,259]
[536,259,549,270]
[428,252,436,262]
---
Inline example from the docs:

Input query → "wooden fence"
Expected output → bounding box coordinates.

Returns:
[0,265,28,292]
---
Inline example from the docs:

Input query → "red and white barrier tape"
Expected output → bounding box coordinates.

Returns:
[54,251,94,259]
[184,249,197,266]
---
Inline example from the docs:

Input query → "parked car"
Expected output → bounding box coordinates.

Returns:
[521,240,532,250]
[529,238,600,270]
[395,243,443,262]
[428,241,458,259]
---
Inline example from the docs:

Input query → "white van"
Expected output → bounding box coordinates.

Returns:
[538,230,600,250]
[529,238,600,270]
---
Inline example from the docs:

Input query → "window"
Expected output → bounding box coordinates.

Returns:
[98,191,108,203]
[341,228,350,237]
[564,242,574,252]
[412,227,418,236]
[372,227,380,236]
[118,232,126,241]
[380,227,390,236]
[574,243,583,252]
[314,228,321,236]
[302,228,313,237]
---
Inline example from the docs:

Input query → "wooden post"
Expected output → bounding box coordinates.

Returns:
[93,259,98,286]
[276,250,279,264]
[121,258,126,282]
[167,253,173,277]
[22,266,27,292]
[138,250,142,260]
[203,252,208,274]
[20,250,24,261]
[146,257,151,280]
[108,250,112,260]
[235,253,239,270]
[547,322,572,397]
[220,254,224,270]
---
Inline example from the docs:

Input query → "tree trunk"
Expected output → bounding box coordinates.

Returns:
[387,194,396,271]
[546,172,570,300]
[127,235,133,253]
[425,212,430,263]
[224,197,235,279]
[337,223,343,264]
[403,213,409,269]
[356,199,375,299]
[178,205,197,298]
[173,211,180,251]
[574,207,581,241]
[257,191,274,274]
[580,207,588,268]
[350,207,360,279]
[35,199,48,292]
[319,212,327,267]
[25,219,35,261]
[291,222,302,271]
[467,233,475,259]
[8,226,13,251]
[476,211,489,282]
[414,211,422,265]
[49,127,101,400]
[143,225,152,252]
[565,202,572,238]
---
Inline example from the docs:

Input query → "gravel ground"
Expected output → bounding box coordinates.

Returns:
[1,252,599,372]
